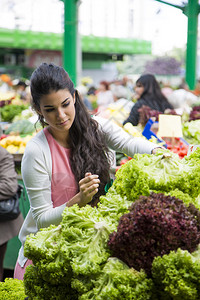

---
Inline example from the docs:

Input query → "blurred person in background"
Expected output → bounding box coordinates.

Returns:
[76,85,93,112]
[12,79,31,103]
[123,73,174,126]
[161,81,173,98]
[96,80,114,113]
[167,81,198,114]
[0,146,23,281]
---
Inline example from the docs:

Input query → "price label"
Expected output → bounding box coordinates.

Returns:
[157,114,183,138]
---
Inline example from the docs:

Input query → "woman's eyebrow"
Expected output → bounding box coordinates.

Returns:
[44,98,70,107]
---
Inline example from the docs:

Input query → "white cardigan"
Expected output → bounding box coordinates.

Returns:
[18,115,158,266]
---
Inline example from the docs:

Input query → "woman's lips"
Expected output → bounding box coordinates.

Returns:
[57,119,68,125]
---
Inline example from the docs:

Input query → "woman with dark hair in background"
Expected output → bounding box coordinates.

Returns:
[123,73,174,126]
[14,63,161,280]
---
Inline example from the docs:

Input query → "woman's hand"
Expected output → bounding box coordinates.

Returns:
[78,172,100,207]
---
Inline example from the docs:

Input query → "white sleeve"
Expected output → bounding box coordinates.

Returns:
[93,115,158,157]
[21,140,66,229]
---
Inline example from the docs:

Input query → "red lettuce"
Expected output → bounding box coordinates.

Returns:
[108,192,200,276]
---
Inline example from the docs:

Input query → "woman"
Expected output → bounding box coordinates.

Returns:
[96,80,114,112]
[14,63,160,280]
[123,73,174,126]
[0,146,23,281]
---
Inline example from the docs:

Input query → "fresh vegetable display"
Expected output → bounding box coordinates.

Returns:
[152,248,200,300]
[2,148,200,299]
[183,119,200,145]
[189,105,200,121]
[0,278,26,299]
[165,137,189,158]
[111,148,200,207]
[108,192,200,275]
[4,119,35,135]
[0,134,33,154]
[0,103,29,122]
[138,105,177,127]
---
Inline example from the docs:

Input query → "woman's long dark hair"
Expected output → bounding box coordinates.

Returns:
[136,73,173,112]
[30,63,111,204]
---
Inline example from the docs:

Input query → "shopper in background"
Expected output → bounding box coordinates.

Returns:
[14,63,162,280]
[96,80,114,112]
[76,85,93,111]
[0,146,23,281]
[123,73,174,126]
[167,81,198,114]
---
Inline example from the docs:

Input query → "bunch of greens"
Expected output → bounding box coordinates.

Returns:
[78,257,154,300]
[24,204,115,298]
[0,278,26,299]
[22,147,200,298]
[0,103,28,122]
[108,192,200,275]
[182,119,200,144]
[110,148,200,208]
[24,264,78,300]
[152,248,200,300]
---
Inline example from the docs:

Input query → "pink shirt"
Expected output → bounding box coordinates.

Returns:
[44,127,78,207]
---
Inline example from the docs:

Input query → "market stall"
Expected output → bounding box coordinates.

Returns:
[1,92,200,298]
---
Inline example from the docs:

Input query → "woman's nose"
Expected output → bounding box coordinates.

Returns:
[57,108,65,119]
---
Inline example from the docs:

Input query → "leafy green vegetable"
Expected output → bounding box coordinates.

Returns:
[111,148,200,207]
[0,104,28,122]
[152,248,200,300]
[24,204,113,296]
[108,192,200,275]
[0,278,26,299]
[79,257,154,300]
[5,119,35,135]
[183,119,200,144]
[24,265,78,300]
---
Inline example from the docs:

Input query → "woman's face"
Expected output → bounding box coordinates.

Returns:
[39,89,76,135]
[135,82,144,99]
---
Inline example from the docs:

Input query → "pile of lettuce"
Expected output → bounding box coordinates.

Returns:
[108,192,200,276]
[23,204,153,300]
[2,148,200,299]
[183,119,200,145]
[111,148,200,208]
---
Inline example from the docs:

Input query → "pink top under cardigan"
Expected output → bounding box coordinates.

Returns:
[44,127,78,207]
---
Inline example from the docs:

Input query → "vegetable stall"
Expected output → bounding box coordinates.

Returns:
[2,148,200,299]
[1,96,200,298]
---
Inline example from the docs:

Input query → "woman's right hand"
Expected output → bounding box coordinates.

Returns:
[78,172,100,207]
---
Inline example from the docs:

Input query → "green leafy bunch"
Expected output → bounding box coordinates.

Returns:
[78,257,154,300]
[0,278,26,300]
[111,148,200,207]
[152,248,200,300]
[23,204,114,298]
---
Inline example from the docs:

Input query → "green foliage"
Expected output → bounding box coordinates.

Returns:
[183,119,200,145]
[0,278,26,300]
[5,119,35,135]
[111,148,200,207]
[152,248,200,300]
[0,104,28,122]
[23,205,114,297]
[21,147,200,298]
[24,265,78,300]
[79,257,154,300]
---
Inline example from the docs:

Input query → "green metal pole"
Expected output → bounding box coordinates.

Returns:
[63,0,78,85]
[185,0,199,90]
